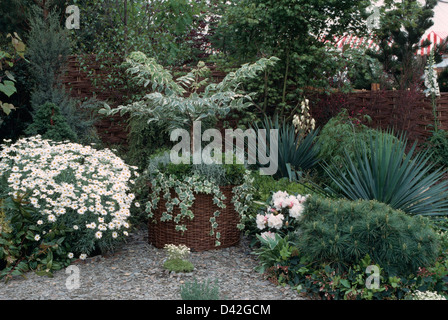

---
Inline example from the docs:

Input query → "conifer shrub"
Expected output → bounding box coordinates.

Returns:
[297,195,440,276]
[25,102,77,141]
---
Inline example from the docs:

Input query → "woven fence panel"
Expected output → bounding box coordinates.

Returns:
[61,54,447,149]
[310,90,448,146]
[60,54,132,146]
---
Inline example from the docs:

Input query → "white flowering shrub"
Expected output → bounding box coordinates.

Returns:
[292,98,316,137]
[410,290,446,300]
[255,191,309,240]
[0,136,139,272]
[164,244,190,261]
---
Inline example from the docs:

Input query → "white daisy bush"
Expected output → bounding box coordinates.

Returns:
[0,135,139,277]
[255,190,309,239]
[411,290,447,300]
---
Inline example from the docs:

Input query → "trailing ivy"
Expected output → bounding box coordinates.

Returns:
[146,170,254,246]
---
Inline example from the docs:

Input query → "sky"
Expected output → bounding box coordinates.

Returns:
[429,0,448,37]
[373,0,448,37]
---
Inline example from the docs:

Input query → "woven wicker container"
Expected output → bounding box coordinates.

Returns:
[148,185,241,251]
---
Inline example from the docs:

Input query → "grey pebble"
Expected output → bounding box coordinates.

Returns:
[0,225,308,300]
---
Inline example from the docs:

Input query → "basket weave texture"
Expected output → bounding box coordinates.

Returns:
[147,185,241,251]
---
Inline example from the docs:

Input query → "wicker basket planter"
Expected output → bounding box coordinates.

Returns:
[148,185,241,252]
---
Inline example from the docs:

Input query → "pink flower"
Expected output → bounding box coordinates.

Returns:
[256,214,268,230]
[267,213,284,229]
[289,203,304,218]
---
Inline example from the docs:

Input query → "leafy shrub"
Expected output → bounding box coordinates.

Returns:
[255,212,448,300]
[252,233,299,274]
[251,173,310,204]
[242,171,309,238]
[0,194,74,281]
[322,130,448,216]
[424,129,448,169]
[0,136,139,279]
[297,195,440,276]
[180,278,222,300]
[317,109,387,169]
[242,173,311,239]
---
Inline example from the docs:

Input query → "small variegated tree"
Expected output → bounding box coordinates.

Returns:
[99,51,279,152]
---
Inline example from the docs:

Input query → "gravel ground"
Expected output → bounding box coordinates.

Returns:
[0,224,307,300]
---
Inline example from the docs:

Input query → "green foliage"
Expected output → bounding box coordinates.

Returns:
[25,5,99,144]
[24,102,78,141]
[26,6,70,109]
[212,0,371,118]
[317,109,382,167]
[250,115,320,180]
[0,194,72,282]
[322,130,448,216]
[252,233,299,274]
[251,174,310,204]
[297,195,440,276]
[241,173,312,241]
[285,246,448,300]
[425,129,448,169]
[370,0,438,89]
[337,48,385,90]
[70,0,208,66]
[146,150,247,186]
[126,111,172,170]
[180,278,222,300]
[163,258,194,273]
[99,51,279,134]
[0,32,26,124]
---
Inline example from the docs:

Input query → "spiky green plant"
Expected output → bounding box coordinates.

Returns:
[250,115,320,180]
[322,131,448,216]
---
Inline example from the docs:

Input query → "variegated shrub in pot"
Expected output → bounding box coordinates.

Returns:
[99,51,277,251]
[144,151,254,251]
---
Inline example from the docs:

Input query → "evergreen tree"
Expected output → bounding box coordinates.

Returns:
[370,0,438,89]
[25,5,100,143]
[26,5,71,108]
[25,101,77,141]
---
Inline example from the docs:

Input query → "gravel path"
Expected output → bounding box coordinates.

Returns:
[0,224,307,300]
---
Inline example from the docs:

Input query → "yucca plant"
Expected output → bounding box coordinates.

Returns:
[250,115,320,180]
[323,131,448,216]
